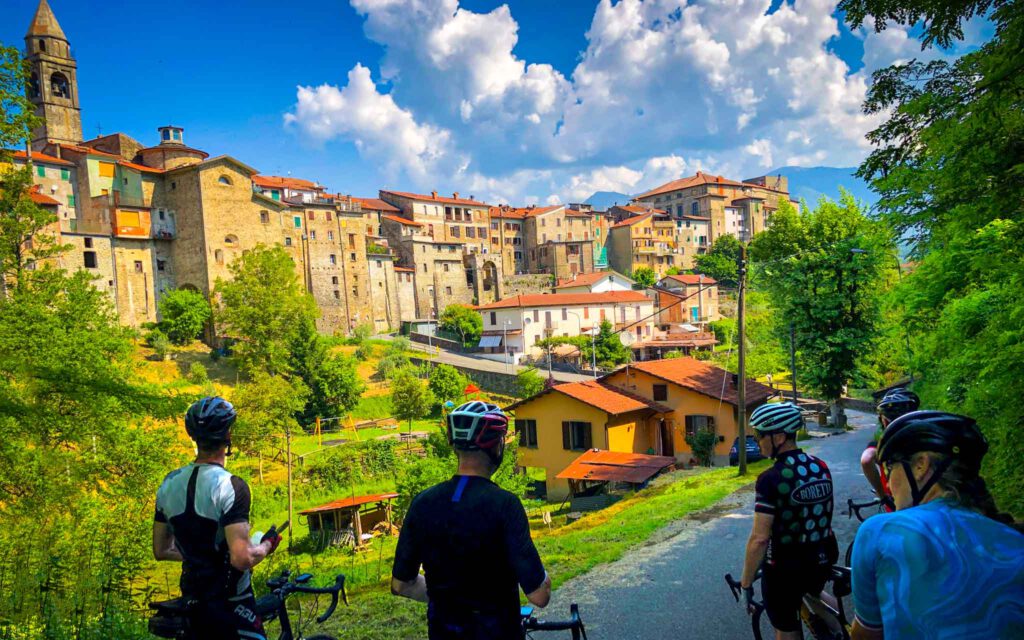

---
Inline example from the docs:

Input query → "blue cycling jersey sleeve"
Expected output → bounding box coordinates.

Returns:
[851,516,883,630]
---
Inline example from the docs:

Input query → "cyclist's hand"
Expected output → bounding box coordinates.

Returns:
[742,586,756,615]
[261,530,282,555]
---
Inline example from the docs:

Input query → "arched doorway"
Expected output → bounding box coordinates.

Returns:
[480,261,498,304]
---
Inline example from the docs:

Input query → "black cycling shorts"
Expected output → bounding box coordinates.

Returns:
[761,562,830,633]
[427,601,522,640]
[188,593,267,640]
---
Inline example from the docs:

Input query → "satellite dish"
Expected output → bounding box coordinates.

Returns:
[619,331,637,347]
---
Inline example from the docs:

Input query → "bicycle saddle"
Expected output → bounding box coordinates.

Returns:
[149,597,194,614]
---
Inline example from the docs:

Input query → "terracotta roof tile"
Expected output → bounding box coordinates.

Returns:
[9,149,74,166]
[28,185,60,206]
[299,493,398,515]
[554,270,632,289]
[635,172,748,199]
[253,175,322,191]
[476,290,650,310]
[488,204,562,218]
[662,274,718,286]
[351,197,400,213]
[510,380,670,416]
[614,358,774,408]
[394,266,415,272]
[58,143,121,159]
[118,160,165,174]
[611,212,654,228]
[381,190,490,207]
[382,214,423,227]
[556,449,677,483]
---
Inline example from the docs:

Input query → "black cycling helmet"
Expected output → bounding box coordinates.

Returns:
[877,389,921,420]
[185,396,236,444]
[877,410,987,506]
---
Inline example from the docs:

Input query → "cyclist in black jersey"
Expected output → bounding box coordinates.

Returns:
[153,396,282,640]
[391,401,551,640]
[739,402,837,640]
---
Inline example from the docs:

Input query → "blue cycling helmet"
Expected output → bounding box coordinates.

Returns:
[447,401,508,452]
[749,402,804,435]
[185,396,236,443]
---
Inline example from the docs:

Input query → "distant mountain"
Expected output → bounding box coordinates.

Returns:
[767,166,876,206]
[582,191,633,210]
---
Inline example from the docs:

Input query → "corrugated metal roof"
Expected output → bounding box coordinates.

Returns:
[556,449,676,483]
[298,493,399,515]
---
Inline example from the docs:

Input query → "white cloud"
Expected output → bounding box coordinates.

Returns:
[286,0,970,202]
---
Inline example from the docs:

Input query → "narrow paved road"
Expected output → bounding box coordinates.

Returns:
[407,341,593,383]
[544,409,878,639]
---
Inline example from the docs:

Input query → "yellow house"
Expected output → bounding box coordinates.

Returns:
[509,358,774,500]
[510,380,672,500]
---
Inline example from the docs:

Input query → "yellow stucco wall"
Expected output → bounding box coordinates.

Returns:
[513,390,657,500]
[602,368,742,461]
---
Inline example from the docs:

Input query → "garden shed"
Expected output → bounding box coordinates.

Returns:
[556,449,676,510]
[299,492,399,549]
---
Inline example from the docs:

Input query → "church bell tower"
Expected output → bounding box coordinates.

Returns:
[25,0,83,150]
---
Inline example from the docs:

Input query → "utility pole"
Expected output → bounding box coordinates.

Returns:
[286,427,294,552]
[737,244,748,475]
[789,323,799,404]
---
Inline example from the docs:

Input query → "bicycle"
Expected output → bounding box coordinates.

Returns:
[844,497,886,564]
[725,566,853,640]
[521,603,588,639]
[148,569,348,640]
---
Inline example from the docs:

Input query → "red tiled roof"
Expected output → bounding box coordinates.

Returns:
[679,214,711,222]
[556,449,677,483]
[612,212,654,228]
[28,185,60,206]
[636,172,748,199]
[58,143,121,159]
[555,380,672,415]
[382,214,423,227]
[554,270,632,289]
[488,204,563,219]
[381,190,489,207]
[351,197,400,213]
[662,274,718,286]
[9,149,73,166]
[475,290,650,310]
[394,266,415,272]
[118,160,165,174]
[299,493,399,516]
[253,175,322,191]
[616,358,774,408]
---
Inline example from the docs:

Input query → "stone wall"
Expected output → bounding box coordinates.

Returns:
[409,356,520,397]
[367,253,401,333]
[502,273,553,297]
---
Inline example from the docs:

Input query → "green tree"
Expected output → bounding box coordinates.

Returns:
[289,320,366,423]
[593,318,632,368]
[390,367,434,435]
[749,196,888,421]
[439,303,483,344]
[516,366,546,399]
[843,0,1024,514]
[630,266,656,288]
[187,361,209,385]
[0,268,182,630]
[685,431,718,467]
[232,373,309,482]
[158,288,211,345]
[428,364,467,408]
[665,266,681,276]
[350,322,374,343]
[214,245,318,376]
[693,234,742,286]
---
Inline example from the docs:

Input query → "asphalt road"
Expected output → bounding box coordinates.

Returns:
[542,409,879,640]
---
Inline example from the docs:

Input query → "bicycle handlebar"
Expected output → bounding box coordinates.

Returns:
[848,497,882,522]
[724,574,764,640]
[523,603,588,639]
[288,574,347,623]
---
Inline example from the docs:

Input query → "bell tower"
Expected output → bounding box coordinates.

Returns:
[25,0,82,150]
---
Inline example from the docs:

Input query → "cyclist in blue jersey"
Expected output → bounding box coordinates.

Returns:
[851,411,1024,640]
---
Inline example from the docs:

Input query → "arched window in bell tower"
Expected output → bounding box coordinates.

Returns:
[38,39,45,53]
[50,72,69,99]
[28,73,40,99]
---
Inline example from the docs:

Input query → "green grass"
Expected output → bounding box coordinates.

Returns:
[269,461,770,639]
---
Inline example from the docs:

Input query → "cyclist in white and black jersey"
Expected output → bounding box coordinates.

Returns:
[153,396,282,640]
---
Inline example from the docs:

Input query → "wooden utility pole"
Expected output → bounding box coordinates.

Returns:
[737,244,748,475]
[286,427,294,551]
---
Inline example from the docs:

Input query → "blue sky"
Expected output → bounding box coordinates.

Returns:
[3,0,987,204]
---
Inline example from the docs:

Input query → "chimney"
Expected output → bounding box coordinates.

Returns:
[453,192,459,199]
[431,191,438,199]
[469,195,474,200]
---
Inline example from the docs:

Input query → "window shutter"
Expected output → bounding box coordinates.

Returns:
[582,423,593,449]
[562,422,571,450]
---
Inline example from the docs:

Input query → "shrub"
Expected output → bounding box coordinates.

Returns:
[516,367,545,399]
[158,288,211,345]
[148,330,170,360]
[187,362,209,385]
[686,431,718,467]
[351,322,374,343]
[354,341,374,361]
[663,350,684,359]
[428,364,466,408]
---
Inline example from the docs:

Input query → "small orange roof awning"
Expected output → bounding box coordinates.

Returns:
[298,493,398,516]
[556,449,676,483]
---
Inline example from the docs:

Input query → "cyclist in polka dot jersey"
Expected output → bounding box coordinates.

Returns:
[739,402,838,640]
